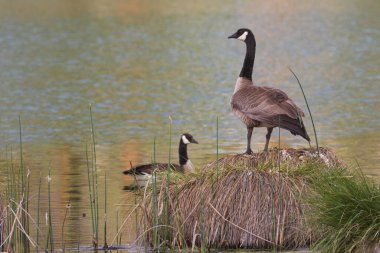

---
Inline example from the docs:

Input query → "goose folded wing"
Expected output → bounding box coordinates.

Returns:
[231,86,305,124]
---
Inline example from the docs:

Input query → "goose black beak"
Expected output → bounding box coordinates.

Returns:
[228,32,238,39]
[191,139,199,144]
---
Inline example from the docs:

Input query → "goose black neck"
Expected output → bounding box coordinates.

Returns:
[239,37,256,80]
[178,141,188,166]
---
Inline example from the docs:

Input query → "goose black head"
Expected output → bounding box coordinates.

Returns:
[181,133,198,145]
[228,28,254,42]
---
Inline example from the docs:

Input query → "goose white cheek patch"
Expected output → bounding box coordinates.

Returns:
[237,31,248,41]
[182,135,191,144]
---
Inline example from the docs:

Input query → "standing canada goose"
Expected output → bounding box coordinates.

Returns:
[228,28,310,154]
[123,133,198,186]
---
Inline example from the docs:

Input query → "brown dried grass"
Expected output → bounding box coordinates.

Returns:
[202,147,343,172]
[142,147,341,250]
[0,195,4,251]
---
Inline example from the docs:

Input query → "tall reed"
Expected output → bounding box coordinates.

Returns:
[90,105,99,246]
[4,148,11,251]
[85,144,95,239]
[288,67,319,155]
[36,173,42,252]
[103,172,108,248]
[19,116,30,252]
[151,136,159,249]
[162,117,172,248]
[86,104,99,248]
[216,116,219,182]
[45,168,54,252]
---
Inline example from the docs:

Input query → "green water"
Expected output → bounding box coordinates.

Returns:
[0,0,379,250]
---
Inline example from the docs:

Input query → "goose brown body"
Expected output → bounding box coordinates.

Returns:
[228,28,310,154]
[231,78,307,129]
[123,133,198,186]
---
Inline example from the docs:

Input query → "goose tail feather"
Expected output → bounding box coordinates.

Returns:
[276,115,310,142]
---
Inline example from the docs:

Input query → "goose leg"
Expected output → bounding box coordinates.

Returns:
[264,127,273,152]
[245,127,253,155]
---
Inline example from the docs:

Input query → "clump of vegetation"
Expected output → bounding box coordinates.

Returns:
[307,166,380,253]
[0,117,35,252]
[141,148,340,251]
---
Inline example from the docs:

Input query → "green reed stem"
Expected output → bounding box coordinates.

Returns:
[168,116,172,165]
[85,143,95,242]
[9,148,16,249]
[104,172,108,248]
[216,116,219,182]
[4,149,11,252]
[152,137,159,249]
[19,116,24,193]
[46,168,54,252]
[153,136,156,164]
[36,173,41,252]
[90,104,99,247]
[25,167,30,252]
[288,67,319,155]
[163,117,172,247]
[278,116,281,172]
[18,116,30,253]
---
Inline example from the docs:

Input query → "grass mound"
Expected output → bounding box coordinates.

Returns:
[141,147,339,250]
[140,147,379,251]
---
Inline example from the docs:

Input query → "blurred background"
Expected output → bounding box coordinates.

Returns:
[0,0,379,249]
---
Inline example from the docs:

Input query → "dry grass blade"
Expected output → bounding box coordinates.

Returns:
[208,202,273,244]
[110,204,140,246]
[1,198,37,249]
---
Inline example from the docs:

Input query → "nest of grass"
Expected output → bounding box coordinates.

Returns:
[202,147,342,172]
[141,147,341,250]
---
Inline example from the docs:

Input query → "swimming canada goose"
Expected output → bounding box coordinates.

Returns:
[123,133,198,186]
[228,28,310,154]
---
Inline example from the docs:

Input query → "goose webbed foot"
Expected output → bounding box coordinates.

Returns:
[262,148,272,158]
[244,148,253,155]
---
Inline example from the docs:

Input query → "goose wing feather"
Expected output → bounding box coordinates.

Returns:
[231,86,305,124]
[123,163,181,175]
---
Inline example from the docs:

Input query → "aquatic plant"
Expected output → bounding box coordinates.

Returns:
[86,104,100,248]
[288,67,319,155]
[308,166,380,253]
[1,117,36,252]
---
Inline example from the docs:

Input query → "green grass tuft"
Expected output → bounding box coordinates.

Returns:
[308,167,380,253]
